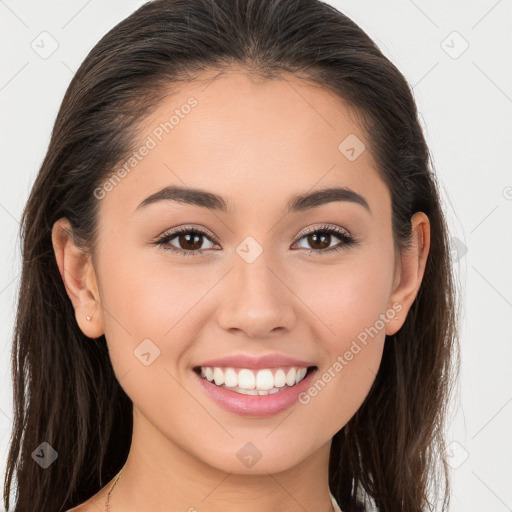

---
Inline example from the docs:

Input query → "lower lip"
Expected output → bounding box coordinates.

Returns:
[194,367,318,417]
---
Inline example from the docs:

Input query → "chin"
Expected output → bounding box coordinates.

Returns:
[195,440,312,476]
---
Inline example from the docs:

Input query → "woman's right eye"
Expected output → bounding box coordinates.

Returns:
[154,227,217,257]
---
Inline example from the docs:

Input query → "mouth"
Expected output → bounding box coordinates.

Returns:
[193,365,318,396]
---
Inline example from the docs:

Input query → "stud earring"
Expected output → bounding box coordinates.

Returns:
[86,314,93,321]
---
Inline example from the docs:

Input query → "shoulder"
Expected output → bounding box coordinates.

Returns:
[64,487,109,512]
[64,505,86,512]
[64,503,96,512]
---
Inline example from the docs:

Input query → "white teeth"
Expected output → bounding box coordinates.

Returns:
[198,365,310,392]
[237,387,258,395]
[213,367,224,386]
[224,368,238,387]
[217,384,293,395]
[256,369,274,390]
[274,369,286,387]
[296,368,307,384]
[238,369,256,390]
[285,367,296,386]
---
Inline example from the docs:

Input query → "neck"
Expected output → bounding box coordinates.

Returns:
[107,406,335,512]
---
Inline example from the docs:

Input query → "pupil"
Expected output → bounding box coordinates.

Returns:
[180,233,202,250]
[309,233,330,250]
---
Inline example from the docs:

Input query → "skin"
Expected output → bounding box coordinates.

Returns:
[53,69,430,512]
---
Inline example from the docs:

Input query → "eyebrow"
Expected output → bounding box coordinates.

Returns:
[135,185,371,215]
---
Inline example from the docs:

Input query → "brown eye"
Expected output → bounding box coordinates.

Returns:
[176,232,204,251]
[294,225,356,254]
[305,232,333,250]
[155,227,217,256]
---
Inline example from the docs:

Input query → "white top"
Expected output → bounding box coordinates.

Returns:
[330,491,342,512]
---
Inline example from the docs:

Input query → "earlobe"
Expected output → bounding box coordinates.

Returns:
[51,218,105,338]
[385,212,430,336]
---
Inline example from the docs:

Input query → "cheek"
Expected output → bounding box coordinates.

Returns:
[96,251,202,420]
[99,243,202,334]
[300,248,395,344]
[293,250,393,424]
[96,243,205,379]
[298,332,384,441]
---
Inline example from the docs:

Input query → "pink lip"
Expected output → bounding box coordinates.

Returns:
[194,366,318,417]
[194,353,315,370]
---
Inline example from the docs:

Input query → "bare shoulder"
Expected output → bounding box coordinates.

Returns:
[64,504,86,512]
[64,502,101,512]
[64,504,90,512]
[64,486,109,512]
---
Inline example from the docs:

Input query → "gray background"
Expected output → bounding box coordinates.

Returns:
[1,0,511,510]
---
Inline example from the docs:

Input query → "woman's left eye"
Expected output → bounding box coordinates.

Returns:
[293,226,356,254]
[154,225,356,257]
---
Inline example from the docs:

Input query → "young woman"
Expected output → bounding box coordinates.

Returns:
[3,0,459,511]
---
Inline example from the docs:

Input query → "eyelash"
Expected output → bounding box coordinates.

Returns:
[153,224,357,257]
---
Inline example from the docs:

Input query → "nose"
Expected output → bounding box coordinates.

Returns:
[216,248,297,339]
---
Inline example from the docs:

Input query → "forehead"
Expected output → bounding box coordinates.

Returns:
[98,69,389,222]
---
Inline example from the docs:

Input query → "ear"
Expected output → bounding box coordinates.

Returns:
[385,211,430,335]
[51,218,104,338]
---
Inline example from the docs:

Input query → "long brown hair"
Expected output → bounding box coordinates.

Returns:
[4,1,459,510]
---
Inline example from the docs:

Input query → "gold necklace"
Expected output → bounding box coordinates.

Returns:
[105,468,123,511]
[105,468,335,512]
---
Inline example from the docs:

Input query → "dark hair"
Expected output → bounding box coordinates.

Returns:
[4,0,459,510]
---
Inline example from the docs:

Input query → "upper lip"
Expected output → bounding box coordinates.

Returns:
[194,353,316,370]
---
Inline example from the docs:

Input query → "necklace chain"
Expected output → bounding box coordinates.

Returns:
[105,467,335,512]
[105,467,123,511]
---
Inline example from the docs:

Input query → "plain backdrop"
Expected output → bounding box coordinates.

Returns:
[1,1,511,510]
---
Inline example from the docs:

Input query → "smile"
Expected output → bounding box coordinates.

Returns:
[195,366,312,395]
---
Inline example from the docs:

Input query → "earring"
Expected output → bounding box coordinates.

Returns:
[86,314,92,322]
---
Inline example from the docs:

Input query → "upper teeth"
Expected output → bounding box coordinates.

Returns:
[200,366,308,390]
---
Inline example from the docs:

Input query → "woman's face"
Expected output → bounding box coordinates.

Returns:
[62,70,427,476]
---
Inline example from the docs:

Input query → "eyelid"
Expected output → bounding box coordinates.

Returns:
[157,224,219,243]
[295,224,351,239]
